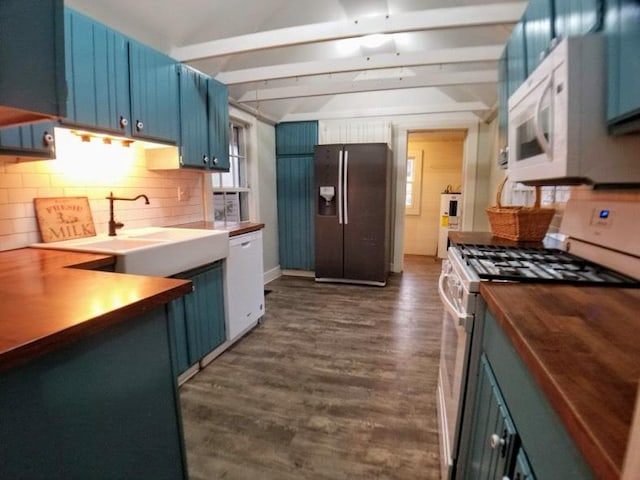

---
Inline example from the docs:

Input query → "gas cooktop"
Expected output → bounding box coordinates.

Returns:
[456,244,639,286]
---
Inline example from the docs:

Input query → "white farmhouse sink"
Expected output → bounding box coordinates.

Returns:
[30,227,229,277]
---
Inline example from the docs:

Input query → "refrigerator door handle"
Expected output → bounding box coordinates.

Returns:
[338,150,343,225]
[343,150,349,225]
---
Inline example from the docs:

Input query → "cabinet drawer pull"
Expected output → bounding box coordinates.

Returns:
[490,433,506,449]
[42,132,54,147]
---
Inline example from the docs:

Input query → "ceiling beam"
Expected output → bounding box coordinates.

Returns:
[236,70,498,102]
[217,45,503,84]
[172,2,526,61]
[278,101,489,122]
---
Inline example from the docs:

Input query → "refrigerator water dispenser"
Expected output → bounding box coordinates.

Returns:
[318,186,336,216]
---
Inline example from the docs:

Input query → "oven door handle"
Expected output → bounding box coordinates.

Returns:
[438,271,473,332]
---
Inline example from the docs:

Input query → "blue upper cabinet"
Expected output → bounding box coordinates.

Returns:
[554,0,601,38]
[63,9,131,136]
[0,122,56,159]
[177,67,229,171]
[178,65,210,169]
[0,0,66,127]
[208,78,230,171]
[506,20,527,98]
[606,0,640,133]
[523,0,554,74]
[129,41,180,144]
[497,48,509,169]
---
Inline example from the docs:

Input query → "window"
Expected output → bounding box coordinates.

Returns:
[212,122,250,222]
[405,155,423,215]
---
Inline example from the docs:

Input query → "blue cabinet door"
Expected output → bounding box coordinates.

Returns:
[497,48,509,169]
[63,9,131,135]
[606,0,640,131]
[178,65,210,169]
[506,20,527,98]
[0,0,66,125]
[171,262,226,371]
[523,0,554,74]
[208,78,230,171]
[466,354,520,479]
[129,41,180,144]
[168,296,193,376]
[0,121,56,158]
[554,0,602,38]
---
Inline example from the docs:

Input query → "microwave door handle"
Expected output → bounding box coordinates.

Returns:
[438,271,473,331]
[534,75,553,157]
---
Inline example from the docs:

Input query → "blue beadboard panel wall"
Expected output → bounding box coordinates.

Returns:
[276,154,315,270]
[276,121,318,155]
[275,121,318,271]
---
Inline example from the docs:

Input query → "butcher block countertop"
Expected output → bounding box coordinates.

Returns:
[171,221,264,237]
[480,282,640,479]
[0,248,192,373]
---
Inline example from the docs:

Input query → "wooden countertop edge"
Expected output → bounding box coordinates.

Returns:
[169,221,265,237]
[480,284,620,480]
[0,279,192,374]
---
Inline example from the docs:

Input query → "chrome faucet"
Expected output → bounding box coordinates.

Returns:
[106,192,150,236]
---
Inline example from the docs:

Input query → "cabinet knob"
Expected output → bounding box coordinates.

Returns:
[490,433,506,449]
[135,120,144,131]
[42,132,54,147]
[203,155,209,166]
[212,157,219,165]
[119,116,128,128]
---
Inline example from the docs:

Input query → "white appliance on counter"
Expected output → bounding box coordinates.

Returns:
[437,193,462,258]
[508,34,640,187]
[225,230,265,343]
[437,199,639,479]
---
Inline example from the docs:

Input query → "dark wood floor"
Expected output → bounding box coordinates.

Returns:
[180,255,444,480]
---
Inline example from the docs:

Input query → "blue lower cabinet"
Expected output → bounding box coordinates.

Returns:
[0,307,187,479]
[472,310,594,480]
[466,354,520,479]
[169,261,226,376]
[0,121,56,158]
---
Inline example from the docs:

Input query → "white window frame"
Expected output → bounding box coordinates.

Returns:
[212,119,252,223]
[405,154,423,216]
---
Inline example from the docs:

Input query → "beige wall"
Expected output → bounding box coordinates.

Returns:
[0,128,205,251]
[403,136,463,256]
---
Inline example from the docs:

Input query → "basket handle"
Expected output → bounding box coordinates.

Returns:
[496,176,508,208]
[496,176,542,208]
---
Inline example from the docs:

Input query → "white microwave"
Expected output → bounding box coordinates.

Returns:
[507,34,640,188]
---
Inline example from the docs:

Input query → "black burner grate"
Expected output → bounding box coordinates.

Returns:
[457,244,639,286]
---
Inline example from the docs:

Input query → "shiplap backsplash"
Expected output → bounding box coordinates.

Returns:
[0,128,205,251]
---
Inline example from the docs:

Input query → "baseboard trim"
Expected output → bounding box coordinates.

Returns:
[281,269,315,278]
[264,266,281,285]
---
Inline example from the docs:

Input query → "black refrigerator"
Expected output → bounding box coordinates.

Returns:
[314,143,392,286]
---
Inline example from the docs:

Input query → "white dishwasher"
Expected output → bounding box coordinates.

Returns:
[226,229,265,343]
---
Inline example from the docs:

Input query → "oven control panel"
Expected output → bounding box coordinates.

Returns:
[590,207,613,228]
[561,199,639,258]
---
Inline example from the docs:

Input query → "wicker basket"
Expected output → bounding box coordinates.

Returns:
[485,177,555,242]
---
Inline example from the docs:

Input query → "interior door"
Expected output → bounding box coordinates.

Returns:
[342,143,390,283]
[314,144,344,279]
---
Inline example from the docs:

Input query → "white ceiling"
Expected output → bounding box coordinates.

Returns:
[64,0,525,123]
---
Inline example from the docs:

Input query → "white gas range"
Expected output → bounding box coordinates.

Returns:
[436,198,640,479]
